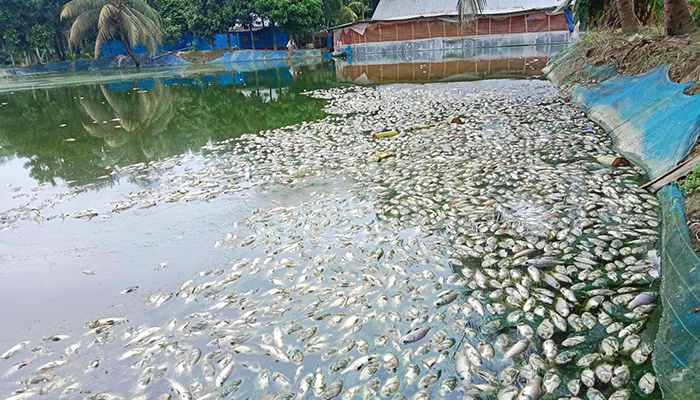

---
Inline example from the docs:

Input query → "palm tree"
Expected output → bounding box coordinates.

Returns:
[664,0,695,36]
[616,0,642,33]
[61,0,163,67]
[457,0,487,32]
[338,0,371,23]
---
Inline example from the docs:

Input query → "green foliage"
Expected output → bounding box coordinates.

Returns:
[0,0,72,64]
[253,0,323,36]
[61,0,164,58]
[27,25,53,49]
[334,0,371,24]
[692,0,700,25]
[184,0,235,44]
[158,0,189,45]
[681,164,700,195]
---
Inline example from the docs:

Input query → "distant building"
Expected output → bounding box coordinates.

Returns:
[332,0,573,55]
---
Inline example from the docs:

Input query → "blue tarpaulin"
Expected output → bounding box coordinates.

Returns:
[564,8,574,32]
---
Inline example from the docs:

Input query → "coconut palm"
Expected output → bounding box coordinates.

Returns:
[616,0,642,33]
[60,0,163,67]
[337,0,370,24]
[458,0,487,31]
[664,0,695,36]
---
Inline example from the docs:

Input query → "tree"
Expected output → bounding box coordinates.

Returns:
[156,0,189,45]
[664,0,695,36]
[616,0,642,33]
[232,0,259,49]
[61,0,164,67]
[27,25,53,63]
[254,0,279,49]
[184,0,235,49]
[457,0,487,31]
[253,0,323,39]
[335,0,370,24]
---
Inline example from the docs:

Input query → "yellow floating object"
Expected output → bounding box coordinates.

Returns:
[377,152,395,162]
[373,131,398,139]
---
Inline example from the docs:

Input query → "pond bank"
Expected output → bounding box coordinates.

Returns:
[543,35,700,398]
[0,49,330,77]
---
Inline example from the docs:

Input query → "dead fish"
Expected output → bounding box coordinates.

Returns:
[167,379,192,400]
[322,380,343,400]
[2,341,28,359]
[524,258,563,268]
[215,362,234,387]
[627,292,657,309]
[503,340,528,360]
[401,327,430,344]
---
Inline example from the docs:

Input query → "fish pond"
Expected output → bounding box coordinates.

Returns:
[0,47,662,400]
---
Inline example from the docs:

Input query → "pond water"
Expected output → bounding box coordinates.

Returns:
[0,47,662,400]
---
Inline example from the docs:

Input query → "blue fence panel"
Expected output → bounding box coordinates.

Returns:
[218,73,234,86]
[201,74,219,86]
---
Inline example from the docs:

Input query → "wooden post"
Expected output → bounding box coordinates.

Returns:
[379,24,382,41]
[548,15,551,32]
[412,22,415,39]
[489,19,491,35]
[427,20,431,38]
[443,21,446,37]
[525,16,528,33]
[509,17,512,34]
[396,23,399,41]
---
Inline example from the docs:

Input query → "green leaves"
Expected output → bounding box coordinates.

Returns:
[61,0,163,57]
[183,0,235,44]
[254,0,323,36]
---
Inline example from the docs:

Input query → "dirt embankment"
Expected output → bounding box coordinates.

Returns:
[177,50,227,64]
[567,28,700,94]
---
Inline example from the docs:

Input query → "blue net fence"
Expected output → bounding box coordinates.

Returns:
[0,53,190,77]
[546,49,700,398]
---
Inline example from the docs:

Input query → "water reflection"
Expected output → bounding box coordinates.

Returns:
[0,63,334,187]
[0,47,564,192]
[81,82,175,150]
[335,45,566,84]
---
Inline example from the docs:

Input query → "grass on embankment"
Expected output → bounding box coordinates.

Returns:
[569,28,700,94]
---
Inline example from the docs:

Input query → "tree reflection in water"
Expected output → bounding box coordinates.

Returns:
[0,63,334,187]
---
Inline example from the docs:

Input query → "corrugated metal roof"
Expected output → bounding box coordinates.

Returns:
[372,0,562,20]
[372,0,457,20]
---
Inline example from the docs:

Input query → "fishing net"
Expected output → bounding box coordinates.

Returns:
[552,60,700,398]
[543,45,617,92]
[339,44,566,65]
[655,184,700,398]
[210,49,326,63]
[0,54,189,78]
[572,66,700,179]
[340,32,572,59]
